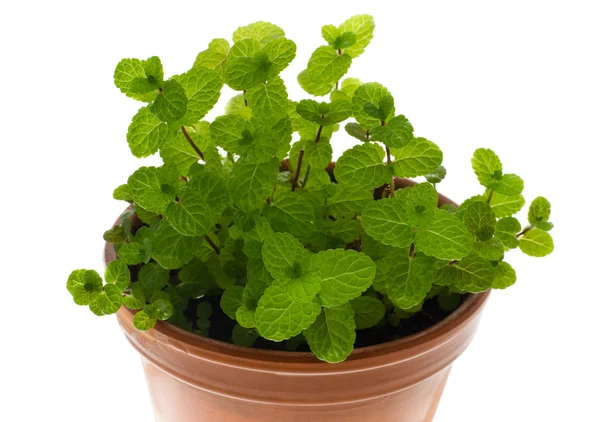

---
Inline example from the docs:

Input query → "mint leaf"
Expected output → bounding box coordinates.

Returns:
[177,67,222,125]
[150,79,188,123]
[227,158,279,212]
[233,21,285,45]
[133,310,157,331]
[489,173,524,196]
[312,249,376,307]
[261,232,307,279]
[123,285,146,310]
[262,38,296,75]
[138,263,169,294]
[220,285,245,320]
[327,185,373,218]
[128,166,176,213]
[392,138,443,178]
[415,209,473,260]
[264,191,316,237]
[495,217,521,249]
[473,238,505,261]
[463,201,496,241]
[425,165,447,185]
[370,115,414,148]
[352,82,395,129]
[117,242,147,265]
[351,296,386,329]
[246,76,289,125]
[210,114,253,153]
[160,128,203,176]
[519,228,554,257]
[361,198,414,248]
[194,38,229,77]
[335,143,392,189]
[126,107,170,158]
[89,284,123,316]
[232,324,259,347]
[113,184,132,201]
[225,94,253,119]
[165,186,215,237]
[296,100,352,126]
[338,14,375,58]
[487,190,526,218]
[104,260,130,291]
[344,122,369,142]
[114,58,156,102]
[330,218,361,243]
[279,274,321,304]
[528,196,551,224]
[303,302,356,363]
[385,255,434,309]
[298,47,352,96]
[67,269,102,306]
[305,139,333,170]
[471,148,502,186]
[400,183,438,228]
[255,283,321,341]
[152,220,203,269]
[492,261,517,289]
[454,254,494,292]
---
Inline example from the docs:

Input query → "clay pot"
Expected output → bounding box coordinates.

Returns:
[110,183,491,422]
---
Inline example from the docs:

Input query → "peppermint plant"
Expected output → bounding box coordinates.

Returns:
[67,15,554,363]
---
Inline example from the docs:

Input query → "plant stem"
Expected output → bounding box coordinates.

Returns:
[243,89,248,107]
[180,126,204,161]
[301,165,311,188]
[203,235,220,255]
[386,146,395,198]
[487,189,494,204]
[409,243,415,259]
[516,225,532,238]
[291,149,305,191]
[315,125,323,143]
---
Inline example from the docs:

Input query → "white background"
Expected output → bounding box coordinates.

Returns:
[1,1,599,421]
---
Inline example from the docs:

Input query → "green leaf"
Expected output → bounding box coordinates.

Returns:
[104,260,130,291]
[344,122,369,142]
[133,310,157,331]
[279,274,321,304]
[138,263,169,294]
[103,226,127,245]
[227,158,279,212]
[220,285,245,320]
[370,115,414,148]
[399,183,438,228]
[330,218,361,243]
[312,249,376,307]
[352,82,395,129]
[67,269,103,306]
[233,21,285,45]
[246,76,289,125]
[150,298,174,320]
[487,190,526,218]
[335,143,392,189]
[489,173,524,196]
[454,254,494,293]
[519,228,554,257]
[303,302,356,363]
[165,187,214,237]
[261,232,307,279]
[361,198,414,248]
[232,324,259,347]
[528,196,551,224]
[128,166,176,213]
[351,296,386,329]
[463,201,496,241]
[473,238,505,261]
[298,47,352,96]
[117,242,147,265]
[385,255,434,309]
[114,58,156,102]
[327,185,373,218]
[225,94,253,119]
[113,184,132,202]
[492,261,517,289]
[262,38,296,75]
[126,107,170,158]
[89,284,123,316]
[152,220,203,269]
[194,38,230,77]
[415,209,473,260]
[264,191,316,237]
[472,148,503,186]
[392,138,443,178]
[338,14,375,58]
[424,166,447,185]
[305,139,333,170]
[160,129,202,176]
[142,56,164,83]
[495,217,521,249]
[177,67,222,125]
[123,285,146,310]
[255,283,321,341]
[296,100,352,126]
[150,79,188,123]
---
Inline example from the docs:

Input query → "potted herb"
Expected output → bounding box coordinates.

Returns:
[67,15,554,421]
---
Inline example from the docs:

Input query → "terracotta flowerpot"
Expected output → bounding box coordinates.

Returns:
[109,183,491,422]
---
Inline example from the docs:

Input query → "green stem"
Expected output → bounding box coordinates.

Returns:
[243,89,248,107]
[516,226,532,238]
[386,146,395,198]
[203,235,220,255]
[409,243,415,259]
[301,165,311,188]
[180,126,204,161]
[487,189,494,204]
